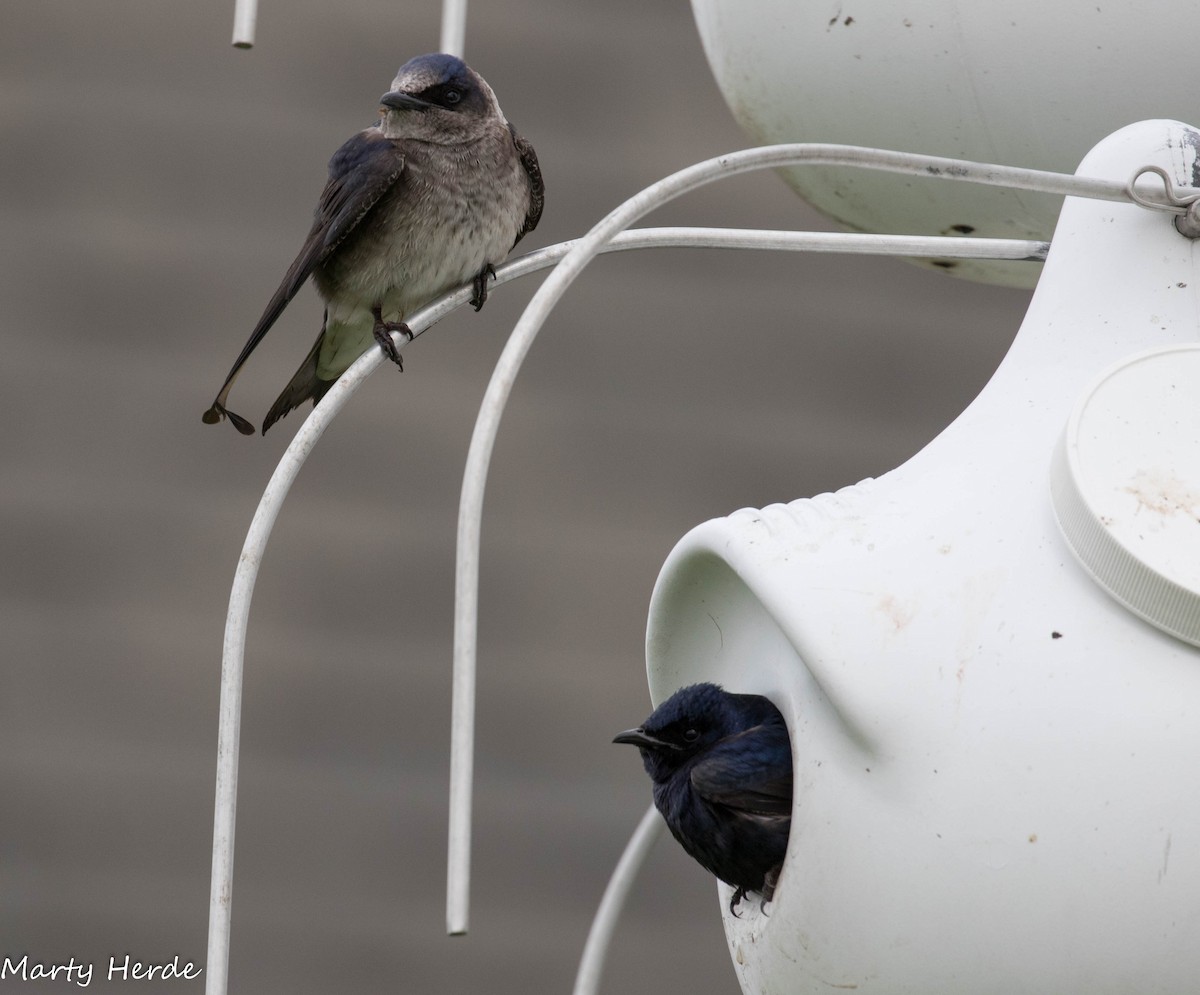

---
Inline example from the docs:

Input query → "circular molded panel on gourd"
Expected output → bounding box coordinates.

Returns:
[1051,344,1200,647]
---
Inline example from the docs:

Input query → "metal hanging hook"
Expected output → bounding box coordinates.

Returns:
[1126,164,1200,212]
[1126,164,1200,238]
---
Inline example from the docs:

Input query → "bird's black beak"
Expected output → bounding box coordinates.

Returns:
[613,728,679,751]
[379,90,432,112]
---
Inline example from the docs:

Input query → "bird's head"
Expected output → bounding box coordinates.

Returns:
[614,682,743,782]
[378,53,504,142]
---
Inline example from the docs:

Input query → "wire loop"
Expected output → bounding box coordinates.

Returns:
[1126,165,1200,214]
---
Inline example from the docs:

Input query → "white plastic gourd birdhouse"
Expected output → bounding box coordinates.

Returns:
[690,0,1200,287]
[643,120,1200,993]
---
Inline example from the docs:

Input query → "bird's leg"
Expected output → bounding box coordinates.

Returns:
[371,304,413,371]
[729,886,748,918]
[469,263,496,312]
[761,866,780,904]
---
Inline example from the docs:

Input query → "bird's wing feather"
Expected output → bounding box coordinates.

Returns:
[260,322,328,436]
[689,723,793,817]
[203,129,405,432]
[508,123,543,245]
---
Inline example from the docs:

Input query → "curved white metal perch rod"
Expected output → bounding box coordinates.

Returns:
[206,142,1190,995]
[572,805,665,995]
[203,221,1047,995]
[445,141,1198,936]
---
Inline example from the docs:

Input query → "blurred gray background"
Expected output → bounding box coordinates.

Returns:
[0,2,1030,992]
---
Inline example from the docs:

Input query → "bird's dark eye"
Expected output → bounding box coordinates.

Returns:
[683,728,700,743]
[443,88,462,105]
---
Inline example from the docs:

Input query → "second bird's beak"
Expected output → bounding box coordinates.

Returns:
[379,90,432,113]
[613,728,678,751]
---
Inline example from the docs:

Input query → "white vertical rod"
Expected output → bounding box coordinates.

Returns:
[440,0,468,58]
[232,0,256,48]
[572,806,664,995]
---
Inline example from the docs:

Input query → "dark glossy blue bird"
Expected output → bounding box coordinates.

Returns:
[614,682,793,913]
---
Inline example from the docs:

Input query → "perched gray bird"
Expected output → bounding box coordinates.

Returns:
[203,53,544,435]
